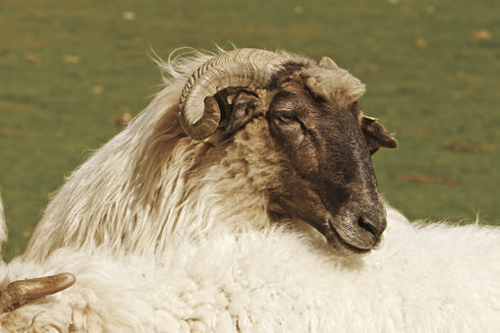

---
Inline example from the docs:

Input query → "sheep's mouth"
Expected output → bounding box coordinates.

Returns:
[326,220,372,255]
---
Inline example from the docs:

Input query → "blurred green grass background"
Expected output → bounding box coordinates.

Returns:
[1,0,499,261]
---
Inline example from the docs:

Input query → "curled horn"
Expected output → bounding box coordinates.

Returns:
[0,273,75,313]
[179,48,287,140]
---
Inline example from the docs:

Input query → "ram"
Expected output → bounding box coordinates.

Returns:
[23,48,397,261]
[0,49,498,332]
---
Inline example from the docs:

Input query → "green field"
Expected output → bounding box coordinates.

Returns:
[1,0,499,261]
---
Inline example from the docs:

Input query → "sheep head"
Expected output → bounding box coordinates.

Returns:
[180,48,397,254]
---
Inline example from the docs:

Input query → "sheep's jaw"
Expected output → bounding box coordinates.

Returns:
[268,182,387,255]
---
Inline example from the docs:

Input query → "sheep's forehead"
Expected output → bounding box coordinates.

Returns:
[299,66,366,105]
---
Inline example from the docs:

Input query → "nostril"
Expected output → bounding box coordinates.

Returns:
[357,216,378,237]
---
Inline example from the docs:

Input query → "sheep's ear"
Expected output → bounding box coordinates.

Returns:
[361,116,398,155]
[225,91,263,133]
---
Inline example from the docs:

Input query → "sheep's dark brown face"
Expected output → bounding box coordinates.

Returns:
[265,82,396,253]
[193,52,397,254]
[221,78,397,254]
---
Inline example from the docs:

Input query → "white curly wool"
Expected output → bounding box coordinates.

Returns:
[1,207,499,332]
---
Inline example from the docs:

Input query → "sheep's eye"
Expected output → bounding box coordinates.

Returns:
[276,111,295,123]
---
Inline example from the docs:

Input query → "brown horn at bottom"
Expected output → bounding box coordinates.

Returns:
[0,273,76,313]
[179,48,287,140]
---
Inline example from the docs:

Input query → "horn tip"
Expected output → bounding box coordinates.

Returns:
[319,56,339,69]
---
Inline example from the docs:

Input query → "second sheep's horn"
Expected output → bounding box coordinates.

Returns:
[179,48,287,140]
[0,273,76,313]
[319,56,339,69]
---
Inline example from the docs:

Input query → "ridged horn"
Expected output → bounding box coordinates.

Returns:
[179,48,287,140]
[0,273,75,313]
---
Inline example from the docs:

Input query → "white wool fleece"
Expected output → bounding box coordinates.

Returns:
[1,207,499,332]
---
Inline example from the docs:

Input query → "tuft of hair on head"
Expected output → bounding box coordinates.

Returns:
[150,47,220,87]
